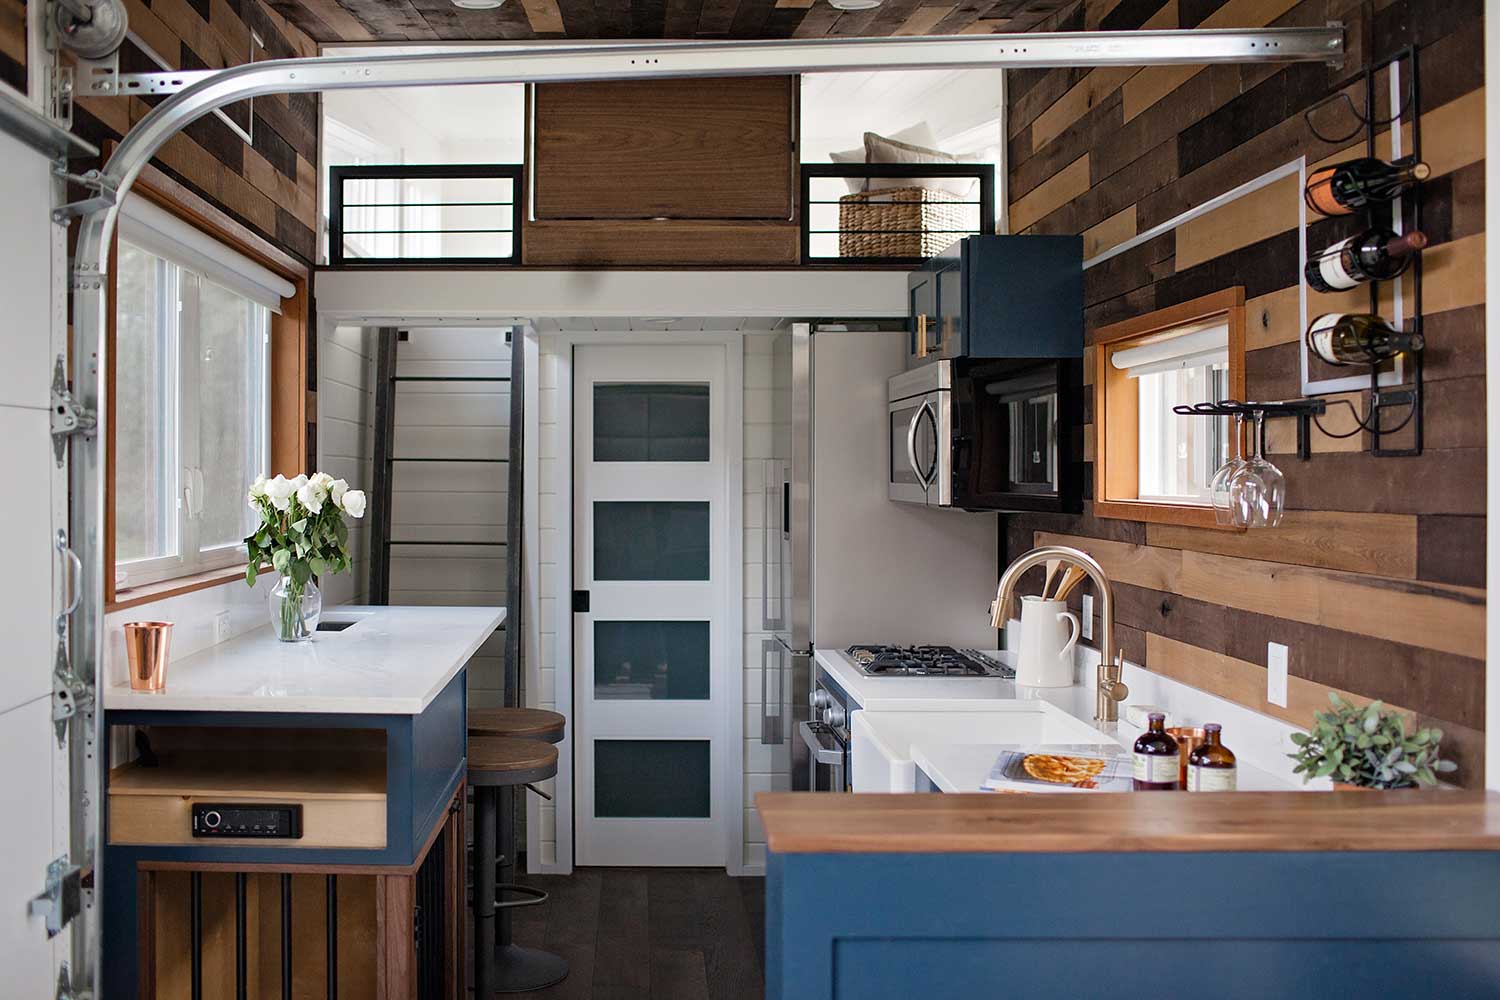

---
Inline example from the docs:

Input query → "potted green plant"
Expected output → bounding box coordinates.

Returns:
[1289,693,1456,789]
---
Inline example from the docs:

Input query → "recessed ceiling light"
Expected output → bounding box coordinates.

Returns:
[829,0,882,9]
[451,0,506,9]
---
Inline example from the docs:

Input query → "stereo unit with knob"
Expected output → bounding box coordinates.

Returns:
[191,803,303,839]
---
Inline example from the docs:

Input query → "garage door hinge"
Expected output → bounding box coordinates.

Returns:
[51,629,93,746]
[50,356,96,467]
[29,857,82,939]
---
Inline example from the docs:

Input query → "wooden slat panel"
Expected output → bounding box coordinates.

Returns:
[1081,205,1135,259]
[523,219,798,265]
[1010,153,1090,233]
[1145,510,1418,578]
[1035,532,1485,661]
[1146,632,1414,732]
[892,2,953,32]
[533,77,795,219]
[1174,171,1299,271]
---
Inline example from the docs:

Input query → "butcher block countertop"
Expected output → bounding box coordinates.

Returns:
[756,791,1500,854]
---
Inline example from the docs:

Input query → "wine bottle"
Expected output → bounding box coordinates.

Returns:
[1304,156,1431,217]
[1187,723,1237,792]
[1132,713,1181,791]
[1305,228,1428,292]
[1306,313,1425,366]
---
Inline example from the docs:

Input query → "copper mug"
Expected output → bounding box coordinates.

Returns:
[1166,726,1206,791]
[124,622,173,692]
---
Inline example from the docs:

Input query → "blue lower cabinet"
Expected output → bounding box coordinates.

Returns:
[766,850,1500,999]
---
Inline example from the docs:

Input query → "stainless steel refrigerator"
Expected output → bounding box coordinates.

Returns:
[755,322,1000,789]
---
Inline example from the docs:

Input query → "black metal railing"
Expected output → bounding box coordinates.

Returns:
[801,163,996,266]
[185,872,340,999]
[328,164,522,267]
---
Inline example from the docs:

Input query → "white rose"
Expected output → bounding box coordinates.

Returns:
[291,474,308,489]
[341,489,367,518]
[296,480,327,514]
[249,475,268,498]
[330,479,349,507]
[311,471,335,491]
[264,474,297,511]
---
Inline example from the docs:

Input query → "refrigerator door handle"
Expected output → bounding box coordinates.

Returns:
[760,638,784,745]
[761,461,784,631]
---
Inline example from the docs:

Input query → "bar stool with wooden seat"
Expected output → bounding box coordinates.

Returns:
[468,707,566,745]
[469,736,569,995]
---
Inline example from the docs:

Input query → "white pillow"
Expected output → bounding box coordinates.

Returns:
[863,130,980,200]
[828,121,941,194]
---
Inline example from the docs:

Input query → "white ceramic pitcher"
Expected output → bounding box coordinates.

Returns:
[1016,595,1080,688]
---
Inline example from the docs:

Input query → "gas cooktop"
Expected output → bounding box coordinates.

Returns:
[845,645,1015,678]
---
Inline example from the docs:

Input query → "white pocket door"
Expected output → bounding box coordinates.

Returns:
[572,345,729,867]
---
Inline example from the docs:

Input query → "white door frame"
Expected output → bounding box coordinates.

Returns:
[532,329,745,874]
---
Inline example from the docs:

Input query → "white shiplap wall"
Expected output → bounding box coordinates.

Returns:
[317,324,375,607]
[388,327,511,707]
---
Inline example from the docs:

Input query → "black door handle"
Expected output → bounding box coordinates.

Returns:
[572,590,590,613]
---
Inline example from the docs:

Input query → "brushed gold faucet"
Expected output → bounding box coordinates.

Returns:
[991,545,1129,722]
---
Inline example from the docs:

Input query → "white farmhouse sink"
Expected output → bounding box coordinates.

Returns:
[851,704,1121,793]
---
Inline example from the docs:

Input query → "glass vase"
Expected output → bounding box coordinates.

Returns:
[269,575,321,642]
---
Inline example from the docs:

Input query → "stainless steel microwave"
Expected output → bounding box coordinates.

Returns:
[887,357,1081,513]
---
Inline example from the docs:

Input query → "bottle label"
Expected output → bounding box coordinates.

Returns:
[1307,313,1340,364]
[1306,167,1348,216]
[1188,764,1237,792]
[1133,753,1179,786]
[1315,237,1359,291]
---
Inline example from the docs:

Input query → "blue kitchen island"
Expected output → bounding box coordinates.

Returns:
[758,790,1500,999]
[101,605,503,999]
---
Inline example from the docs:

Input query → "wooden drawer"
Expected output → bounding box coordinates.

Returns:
[531,76,797,220]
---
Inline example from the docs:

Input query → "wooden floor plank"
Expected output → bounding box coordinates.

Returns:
[650,948,710,1000]
[593,869,651,998]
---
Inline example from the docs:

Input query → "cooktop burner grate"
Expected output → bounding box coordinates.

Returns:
[845,645,1014,678]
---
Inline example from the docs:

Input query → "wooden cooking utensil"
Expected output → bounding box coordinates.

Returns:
[1040,559,1062,600]
[1053,566,1088,603]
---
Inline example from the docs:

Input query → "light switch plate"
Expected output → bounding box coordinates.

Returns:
[1267,641,1289,707]
[1081,594,1094,640]
[214,610,232,644]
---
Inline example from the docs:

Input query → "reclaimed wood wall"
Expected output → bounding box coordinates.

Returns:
[0,0,24,94]
[1006,0,1487,783]
[67,0,322,263]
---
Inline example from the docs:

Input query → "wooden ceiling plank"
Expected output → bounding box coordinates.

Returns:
[892,3,954,35]
[521,0,568,32]
[333,0,441,40]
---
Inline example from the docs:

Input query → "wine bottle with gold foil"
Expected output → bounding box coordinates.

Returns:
[1187,723,1237,792]
[1132,713,1180,791]
[1306,313,1425,366]
[1304,156,1430,217]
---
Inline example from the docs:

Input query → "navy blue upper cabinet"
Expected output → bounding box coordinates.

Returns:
[908,235,1083,366]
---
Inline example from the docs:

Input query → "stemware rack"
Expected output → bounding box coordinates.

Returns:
[1172,399,1327,461]
[1176,46,1427,459]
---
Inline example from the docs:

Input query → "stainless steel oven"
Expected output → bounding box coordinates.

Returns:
[801,673,851,792]
[888,357,1081,513]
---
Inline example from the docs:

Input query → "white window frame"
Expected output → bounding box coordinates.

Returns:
[114,241,273,590]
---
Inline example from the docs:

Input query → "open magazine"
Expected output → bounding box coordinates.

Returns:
[981,744,1135,793]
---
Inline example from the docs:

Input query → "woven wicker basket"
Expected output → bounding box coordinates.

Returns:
[837,186,969,259]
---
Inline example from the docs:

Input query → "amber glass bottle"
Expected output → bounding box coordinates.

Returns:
[1132,713,1180,791]
[1187,723,1237,791]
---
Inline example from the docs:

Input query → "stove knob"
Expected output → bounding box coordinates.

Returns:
[821,706,846,728]
[810,690,830,711]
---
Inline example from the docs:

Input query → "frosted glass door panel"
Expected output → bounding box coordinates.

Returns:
[594,383,710,462]
[594,740,711,818]
[593,501,710,580]
[594,620,710,700]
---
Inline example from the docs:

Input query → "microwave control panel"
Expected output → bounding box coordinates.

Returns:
[191,802,303,839]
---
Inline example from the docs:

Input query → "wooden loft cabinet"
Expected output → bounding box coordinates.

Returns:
[524,76,800,266]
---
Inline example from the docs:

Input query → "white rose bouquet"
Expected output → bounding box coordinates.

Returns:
[245,472,366,640]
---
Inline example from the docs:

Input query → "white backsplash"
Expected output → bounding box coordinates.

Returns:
[1004,620,1327,789]
[103,575,275,689]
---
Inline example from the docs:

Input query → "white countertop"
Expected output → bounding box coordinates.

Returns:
[820,646,1300,793]
[103,605,505,715]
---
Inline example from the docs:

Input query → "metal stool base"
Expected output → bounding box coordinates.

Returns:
[493,943,569,993]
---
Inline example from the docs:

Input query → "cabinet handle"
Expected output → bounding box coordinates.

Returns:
[915,314,929,358]
[761,639,783,745]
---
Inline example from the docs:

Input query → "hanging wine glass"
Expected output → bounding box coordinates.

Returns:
[1228,411,1286,528]
[1209,413,1246,526]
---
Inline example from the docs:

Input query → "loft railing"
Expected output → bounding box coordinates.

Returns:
[801,163,996,266]
[327,164,522,267]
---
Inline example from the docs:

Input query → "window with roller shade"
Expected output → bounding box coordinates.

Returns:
[1093,289,1246,529]
[114,197,285,588]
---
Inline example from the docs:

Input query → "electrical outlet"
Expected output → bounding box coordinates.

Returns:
[1267,642,1289,707]
[1081,594,1094,641]
[214,610,232,644]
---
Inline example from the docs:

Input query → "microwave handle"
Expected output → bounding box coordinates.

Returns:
[906,401,936,489]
